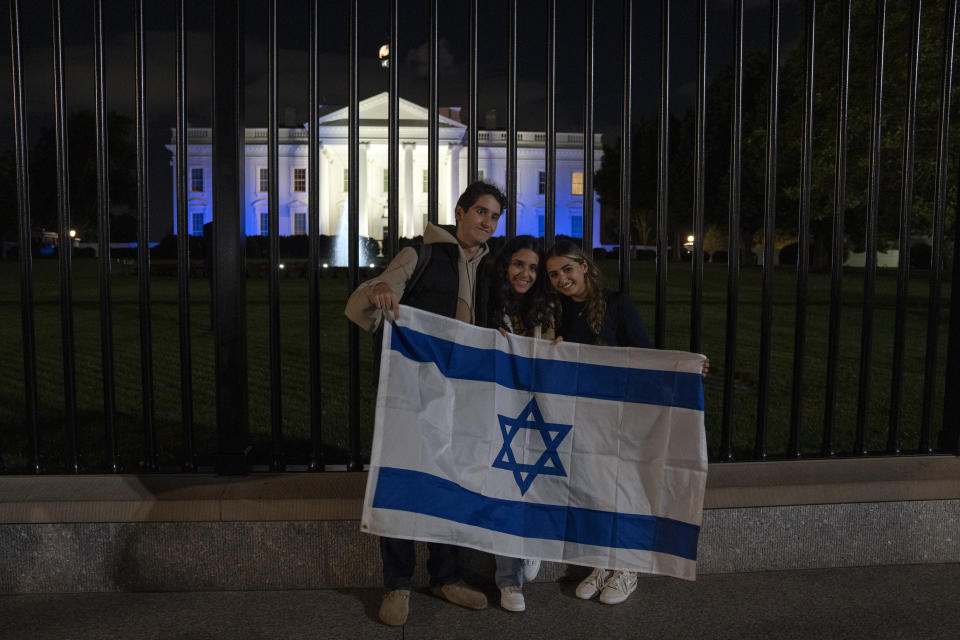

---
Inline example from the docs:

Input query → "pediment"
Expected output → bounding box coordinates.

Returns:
[316,92,464,129]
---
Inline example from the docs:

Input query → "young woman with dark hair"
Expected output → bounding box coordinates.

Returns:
[486,235,553,613]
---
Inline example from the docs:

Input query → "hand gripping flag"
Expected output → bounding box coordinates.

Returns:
[361,305,708,581]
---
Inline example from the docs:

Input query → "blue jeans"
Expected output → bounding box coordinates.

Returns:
[380,536,459,590]
[494,555,523,588]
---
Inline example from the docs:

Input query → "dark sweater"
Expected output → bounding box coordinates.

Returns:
[557,289,652,348]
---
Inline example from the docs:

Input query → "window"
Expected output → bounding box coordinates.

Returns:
[293,212,307,235]
[478,169,485,182]
[538,171,546,195]
[191,212,204,235]
[571,171,584,195]
[571,215,583,239]
[422,169,429,193]
[260,213,269,236]
[259,168,270,192]
[343,168,349,192]
[383,168,389,192]
[538,214,545,237]
[190,168,204,192]
[293,168,306,192]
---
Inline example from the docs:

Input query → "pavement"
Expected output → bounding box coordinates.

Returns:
[1,564,957,640]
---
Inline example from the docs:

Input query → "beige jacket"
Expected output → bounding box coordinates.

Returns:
[344,223,490,332]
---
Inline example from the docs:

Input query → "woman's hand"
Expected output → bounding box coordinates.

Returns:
[551,336,564,346]
[701,357,710,377]
[368,283,399,320]
[497,327,508,337]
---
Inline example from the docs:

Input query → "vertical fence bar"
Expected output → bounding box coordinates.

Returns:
[267,0,284,470]
[582,0,595,253]
[719,0,744,461]
[51,0,79,472]
[134,0,156,471]
[822,0,851,457]
[855,0,887,456]
[347,0,361,470]
[545,0,556,247]
[920,0,956,454]
[619,0,633,294]
[755,0,780,460]
[9,0,39,474]
[506,0,518,238]
[307,0,323,470]
[94,0,120,473]
[388,0,399,259]
[468,0,478,184]
[690,0,706,355]
[212,0,250,475]
[888,0,922,455]
[942,150,960,453]
[654,0,669,348]
[428,0,438,225]
[789,0,816,458]
[175,0,196,470]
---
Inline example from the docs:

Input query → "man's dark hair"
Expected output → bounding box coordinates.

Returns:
[455,181,508,215]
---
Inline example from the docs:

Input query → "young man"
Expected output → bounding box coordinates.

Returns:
[344,181,506,626]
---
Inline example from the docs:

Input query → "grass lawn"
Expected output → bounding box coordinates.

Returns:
[0,256,953,472]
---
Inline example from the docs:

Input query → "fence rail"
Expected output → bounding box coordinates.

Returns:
[4,0,959,475]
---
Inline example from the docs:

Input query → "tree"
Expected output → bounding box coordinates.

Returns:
[28,111,139,242]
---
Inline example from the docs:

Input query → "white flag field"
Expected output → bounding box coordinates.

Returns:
[361,305,708,581]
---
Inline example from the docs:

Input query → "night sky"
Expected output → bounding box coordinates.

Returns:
[1,0,801,240]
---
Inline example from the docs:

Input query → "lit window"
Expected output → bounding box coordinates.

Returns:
[191,212,204,235]
[343,168,349,192]
[190,168,203,192]
[293,168,306,192]
[572,171,584,195]
[538,171,546,195]
[260,213,269,236]
[293,212,306,235]
[383,168,389,192]
[259,168,269,192]
[571,215,583,238]
[422,169,429,193]
[478,169,485,182]
[538,214,545,237]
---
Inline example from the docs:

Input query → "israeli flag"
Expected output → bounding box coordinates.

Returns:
[361,305,708,581]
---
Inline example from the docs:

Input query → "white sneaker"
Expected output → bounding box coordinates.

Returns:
[500,585,526,612]
[523,559,541,582]
[575,567,610,600]
[599,570,638,605]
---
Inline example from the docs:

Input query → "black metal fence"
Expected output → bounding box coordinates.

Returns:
[5,0,959,474]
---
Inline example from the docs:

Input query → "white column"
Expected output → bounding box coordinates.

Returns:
[319,143,330,234]
[448,144,461,222]
[359,141,369,237]
[403,142,415,237]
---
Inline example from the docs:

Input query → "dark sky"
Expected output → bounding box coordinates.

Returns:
[0,0,801,239]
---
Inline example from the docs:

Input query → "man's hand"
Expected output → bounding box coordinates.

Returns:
[702,357,710,377]
[368,282,399,320]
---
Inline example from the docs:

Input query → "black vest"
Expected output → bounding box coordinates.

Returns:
[400,242,490,327]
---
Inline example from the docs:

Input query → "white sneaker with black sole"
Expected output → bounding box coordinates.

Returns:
[575,567,610,600]
[598,570,637,605]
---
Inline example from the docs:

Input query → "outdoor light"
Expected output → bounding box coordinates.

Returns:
[323,263,329,268]
[379,44,390,68]
[279,263,285,270]
[369,263,375,268]
[687,235,695,243]
[68,229,77,238]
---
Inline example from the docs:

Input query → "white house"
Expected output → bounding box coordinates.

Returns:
[167,92,603,252]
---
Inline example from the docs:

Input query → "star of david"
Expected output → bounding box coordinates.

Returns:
[492,397,572,495]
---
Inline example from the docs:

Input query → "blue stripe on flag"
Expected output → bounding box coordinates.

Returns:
[390,324,704,411]
[372,467,700,561]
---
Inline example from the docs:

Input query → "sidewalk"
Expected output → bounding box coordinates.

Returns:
[1,564,957,639]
